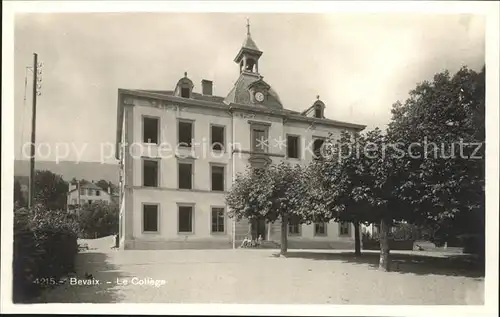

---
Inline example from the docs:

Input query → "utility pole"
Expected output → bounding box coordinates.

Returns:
[28,53,38,209]
[77,180,81,220]
[28,53,42,209]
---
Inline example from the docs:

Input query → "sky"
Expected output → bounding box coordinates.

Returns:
[13,12,485,163]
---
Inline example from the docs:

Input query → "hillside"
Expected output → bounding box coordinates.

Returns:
[14,160,120,183]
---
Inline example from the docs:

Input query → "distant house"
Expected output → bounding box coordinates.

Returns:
[14,175,29,204]
[67,181,112,208]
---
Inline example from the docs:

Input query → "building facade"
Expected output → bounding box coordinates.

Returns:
[115,25,366,250]
[67,181,112,208]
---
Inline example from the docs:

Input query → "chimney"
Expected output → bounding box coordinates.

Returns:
[201,79,213,96]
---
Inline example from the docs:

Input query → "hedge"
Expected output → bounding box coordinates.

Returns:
[13,206,79,303]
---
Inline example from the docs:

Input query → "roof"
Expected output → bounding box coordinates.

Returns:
[242,34,259,51]
[68,182,109,194]
[80,182,104,190]
[138,90,226,104]
[224,72,282,109]
[234,33,263,63]
[68,182,105,191]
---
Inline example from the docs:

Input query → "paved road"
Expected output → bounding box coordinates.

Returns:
[38,237,484,304]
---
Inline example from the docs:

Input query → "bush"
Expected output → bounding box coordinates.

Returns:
[459,233,485,259]
[78,201,119,239]
[362,230,415,250]
[13,205,79,303]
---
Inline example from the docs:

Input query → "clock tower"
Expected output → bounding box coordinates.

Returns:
[225,20,283,109]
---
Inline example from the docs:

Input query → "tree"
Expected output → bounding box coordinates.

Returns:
[226,162,309,255]
[33,170,68,211]
[96,180,112,193]
[312,128,409,270]
[362,128,411,271]
[308,131,376,256]
[78,201,119,238]
[388,66,485,256]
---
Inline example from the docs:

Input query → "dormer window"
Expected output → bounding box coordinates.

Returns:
[302,96,326,119]
[175,72,194,98]
[315,107,323,118]
[181,87,190,98]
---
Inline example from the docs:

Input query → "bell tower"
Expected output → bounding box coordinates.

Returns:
[234,19,263,74]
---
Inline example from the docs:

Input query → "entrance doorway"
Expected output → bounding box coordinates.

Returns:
[251,218,267,240]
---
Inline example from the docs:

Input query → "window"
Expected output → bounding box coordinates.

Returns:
[313,138,325,160]
[181,87,190,98]
[339,222,351,236]
[178,162,193,189]
[287,135,300,159]
[79,188,85,195]
[143,204,159,232]
[211,125,225,151]
[143,117,159,144]
[178,205,193,233]
[211,165,224,191]
[96,190,100,196]
[178,120,193,148]
[252,128,268,152]
[315,107,323,118]
[87,189,93,196]
[88,200,93,205]
[143,159,159,187]
[288,220,301,236]
[314,222,327,236]
[71,199,77,205]
[211,207,225,233]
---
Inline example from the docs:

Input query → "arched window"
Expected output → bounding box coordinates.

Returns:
[313,138,325,160]
[246,58,255,72]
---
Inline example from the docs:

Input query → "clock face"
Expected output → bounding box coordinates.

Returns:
[255,92,265,102]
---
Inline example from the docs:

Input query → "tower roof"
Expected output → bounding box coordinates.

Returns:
[243,18,259,51]
[242,34,259,51]
[234,19,262,63]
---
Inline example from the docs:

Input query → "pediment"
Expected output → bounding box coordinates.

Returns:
[248,79,271,90]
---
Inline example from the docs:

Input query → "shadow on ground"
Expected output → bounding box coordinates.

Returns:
[35,250,130,303]
[283,251,484,278]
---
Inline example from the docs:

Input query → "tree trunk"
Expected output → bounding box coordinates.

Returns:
[354,220,361,256]
[378,218,391,271]
[280,213,288,255]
